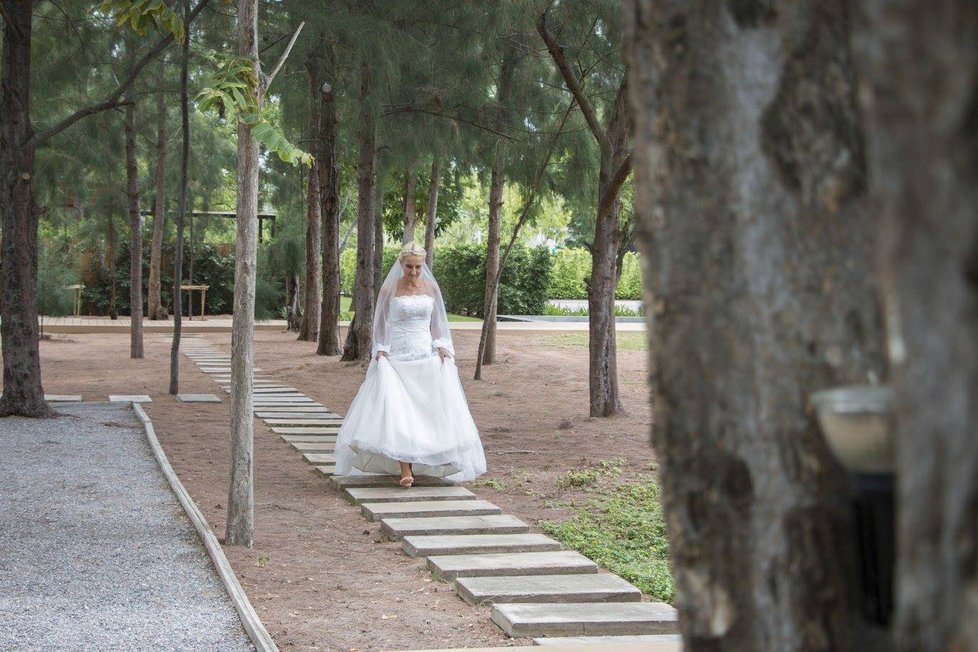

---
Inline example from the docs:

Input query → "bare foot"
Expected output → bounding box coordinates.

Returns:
[399,475,414,488]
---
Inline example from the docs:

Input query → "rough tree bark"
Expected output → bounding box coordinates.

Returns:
[316,51,342,356]
[0,1,51,417]
[853,3,978,650]
[401,160,419,245]
[623,1,887,649]
[481,53,517,366]
[147,61,169,320]
[125,102,144,358]
[538,14,631,417]
[226,0,261,547]
[373,166,386,296]
[341,60,376,363]
[285,272,301,332]
[298,56,321,342]
[168,8,191,396]
[107,209,118,320]
[423,158,440,268]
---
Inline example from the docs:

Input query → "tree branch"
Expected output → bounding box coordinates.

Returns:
[536,11,610,154]
[264,21,305,93]
[382,105,515,141]
[599,154,632,217]
[30,0,212,149]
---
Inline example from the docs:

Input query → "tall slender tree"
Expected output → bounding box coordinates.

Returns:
[538,6,631,417]
[147,61,169,320]
[423,158,440,267]
[315,44,342,356]
[341,59,377,363]
[1,0,198,417]
[401,160,419,245]
[297,54,321,342]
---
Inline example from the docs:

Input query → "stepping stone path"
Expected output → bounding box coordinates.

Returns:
[176,393,222,403]
[108,394,152,403]
[176,338,679,644]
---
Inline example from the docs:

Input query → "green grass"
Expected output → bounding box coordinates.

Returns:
[338,295,481,322]
[539,331,648,351]
[541,476,674,603]
[544,304,644,317]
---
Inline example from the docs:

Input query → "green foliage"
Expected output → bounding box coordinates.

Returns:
[197,52,313,167]
[543,304,643,318]
[340,246,400,295]
[540,332,649,352]
[541,478,675,603]
[37,247,79,317]
[437,243,552,316]
[100,0,185,41]
[547,248,644,300]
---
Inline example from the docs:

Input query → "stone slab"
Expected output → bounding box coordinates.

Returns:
[254,406,330,413]
[380,514,529,540]
[314,465,336,477]
[291,441,335,453]
[533,635,682,647]
[428,550,597,581]
[280,435,338,444]
[263,417,343,425]
[251,387,300,393]
[345,486,476,505]
[303,453,337,464]
[402,533,562,558]
[362,499,501,522]
[176,393,222,403]
[455,573,641,605]
[270,427,341,435]
[329,474,452,490]
[45,395,82,402]
[490,602,679,638]
[387,645,678,652]
[108,394,152,403]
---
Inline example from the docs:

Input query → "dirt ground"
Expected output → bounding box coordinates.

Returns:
[28,325,655,651]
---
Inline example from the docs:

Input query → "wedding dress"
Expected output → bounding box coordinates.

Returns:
[334,263,486,482]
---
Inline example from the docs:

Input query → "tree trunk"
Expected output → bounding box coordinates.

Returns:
[298,57,322,342]
[373,166,385,296]
[147,61,168,320]
[483,164,505,365]
[298,159,321,340]
[0,1,51,418]
[401,160,418,245]
[226,0,260,547]
[169,11,191,396]
[587,181,621,416]
[125,102,144,357]
[107,210,119,320]
[423,158,440,268]
[853,4,978,650]
[537,16,630,417]
[316,56,342,356]
[622,1,887,649]
[285,272,301,332]
[341,60,376,363]
[481,53,517,366]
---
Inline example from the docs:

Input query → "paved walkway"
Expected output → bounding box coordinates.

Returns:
[179,339,680,650]
[0,403,254,651]
[37,316,646,334]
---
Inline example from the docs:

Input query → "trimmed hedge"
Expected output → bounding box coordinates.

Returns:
[547,247,643,300]
[437,243,552,316]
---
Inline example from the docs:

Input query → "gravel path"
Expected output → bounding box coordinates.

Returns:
[0,402,254,652]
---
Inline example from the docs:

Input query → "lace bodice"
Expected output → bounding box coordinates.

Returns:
[388,295,435,361]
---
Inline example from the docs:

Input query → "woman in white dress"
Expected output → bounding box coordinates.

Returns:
[334,243,487,487]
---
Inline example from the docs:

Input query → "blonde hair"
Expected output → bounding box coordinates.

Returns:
[399,242,426,260]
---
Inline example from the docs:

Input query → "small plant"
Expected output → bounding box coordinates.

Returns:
[541,478,674,602]
[256,553,270,567]
[557,468,601,488]
[469,478,507,491]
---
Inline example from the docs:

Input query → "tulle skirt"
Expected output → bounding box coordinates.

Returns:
[334,355,486,482]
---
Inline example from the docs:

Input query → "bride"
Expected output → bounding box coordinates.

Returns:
[334,243,487,486]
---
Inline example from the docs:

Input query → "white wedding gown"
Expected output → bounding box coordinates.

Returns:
[334,295,487,481]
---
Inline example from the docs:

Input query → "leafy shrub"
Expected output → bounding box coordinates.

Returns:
[37,247,79,317]
[547,247,644,300]
[437,243,551,316]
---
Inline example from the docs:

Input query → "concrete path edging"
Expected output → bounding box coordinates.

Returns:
[133,403,278,652]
